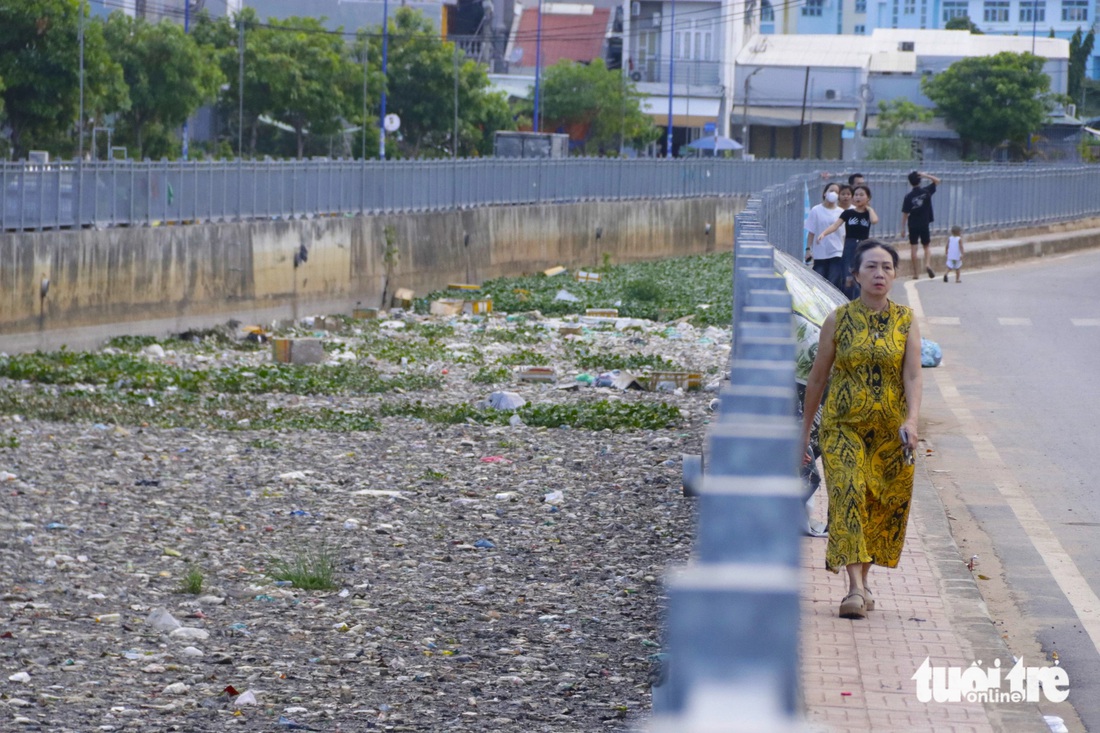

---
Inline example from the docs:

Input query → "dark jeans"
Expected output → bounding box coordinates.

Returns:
[812,256,846,293]
[841,237,861,299]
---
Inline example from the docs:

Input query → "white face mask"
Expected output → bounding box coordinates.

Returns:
[825,191,839,204]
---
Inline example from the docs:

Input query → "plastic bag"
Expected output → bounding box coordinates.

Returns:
[921,338,942,368]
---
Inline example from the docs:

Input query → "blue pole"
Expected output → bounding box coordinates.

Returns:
[533,0,544,133]
[182,0,190,160]
[665,0,675,158]
[379,0,389,159]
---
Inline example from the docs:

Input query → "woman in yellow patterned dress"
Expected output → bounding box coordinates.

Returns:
[800,240,923,619]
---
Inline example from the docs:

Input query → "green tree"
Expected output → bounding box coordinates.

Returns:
[1068,28,1096,105]
[103,13,223,159]
[0,0,125,158]
[922,51,1055,158]
[944,15,983,33]
[363,8,513,158]
[252,16,359,159]
[530,59,657,155]
[865,99,933,160]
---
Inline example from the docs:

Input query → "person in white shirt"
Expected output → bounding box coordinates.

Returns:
[804,183,846,291]
[943,225,964,283]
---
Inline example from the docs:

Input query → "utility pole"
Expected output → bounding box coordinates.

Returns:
[453,48,460,158]
[665,0,676,158]
[238,10,245,157]
[78,0,85,160]
[362,34,370,160]
[182,0,191,160]
[534,0,544,132]
[741,67,761,157]
[379,0,390,159]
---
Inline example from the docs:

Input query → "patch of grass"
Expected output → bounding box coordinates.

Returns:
[412,323,455,340]
[178,566,204,595]
[267,542,340,590]
[420,468,449,481]
[0,433,19,449]
[471,365,510,385]
[497,349,550,366]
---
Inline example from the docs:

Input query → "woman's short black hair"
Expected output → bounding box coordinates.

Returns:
[852,239,899,272]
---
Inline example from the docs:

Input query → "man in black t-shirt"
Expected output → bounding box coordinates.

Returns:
[900,170,941,279]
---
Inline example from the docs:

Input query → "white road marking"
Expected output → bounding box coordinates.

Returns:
[997,317,1032,326]
[906,278,1100,662]
[925,316,960,326]
[1071,318,1100,326]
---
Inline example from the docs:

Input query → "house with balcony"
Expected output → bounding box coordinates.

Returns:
[624,0,759,154]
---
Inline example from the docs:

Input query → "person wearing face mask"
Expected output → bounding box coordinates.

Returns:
[816,184,879,299]
[804,183,846,292]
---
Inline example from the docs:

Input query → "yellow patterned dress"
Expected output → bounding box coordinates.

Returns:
[821,299,915,572]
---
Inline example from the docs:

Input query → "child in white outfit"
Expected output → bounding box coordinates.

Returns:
[944,225,964,283]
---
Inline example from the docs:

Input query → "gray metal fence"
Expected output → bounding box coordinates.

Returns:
[758,163,1100,261]
[651,204,808,730]
[0,157,823,231]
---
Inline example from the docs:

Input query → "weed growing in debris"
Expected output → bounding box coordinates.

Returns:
[420,468,449,481]
[267,543,340,590]
[1,433,19,449]
[471,366,511,385]
[478,328,544,345]
[178,566,204,595]
[380,399,681,431]
[568,345,682,373]
[496,349,550,366]
[420,252,733,326]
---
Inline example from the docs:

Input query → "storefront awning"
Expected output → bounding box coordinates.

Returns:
[737,106,857,127]
[642,97,723,128]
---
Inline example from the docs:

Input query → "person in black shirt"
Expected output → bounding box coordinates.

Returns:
[817,184,879,299]
[900,171,941,279]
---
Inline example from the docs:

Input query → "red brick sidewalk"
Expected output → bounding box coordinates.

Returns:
[799,466,1051,732]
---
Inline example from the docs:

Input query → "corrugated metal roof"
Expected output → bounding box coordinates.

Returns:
[736,34,875,68]
[870,28,1069,59]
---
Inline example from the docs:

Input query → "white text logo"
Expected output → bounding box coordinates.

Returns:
[912,657,1069,703]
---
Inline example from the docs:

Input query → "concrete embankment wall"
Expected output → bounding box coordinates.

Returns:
[0,197,744,350]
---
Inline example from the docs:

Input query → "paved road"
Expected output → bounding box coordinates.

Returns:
[907,249,1100,731]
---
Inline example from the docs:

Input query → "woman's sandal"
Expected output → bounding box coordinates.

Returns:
[839,591,867,619]
[864,586,875,612]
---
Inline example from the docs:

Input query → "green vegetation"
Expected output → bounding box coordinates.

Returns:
[569,346,682,373]
[471,365,511,385]
[380,399,681,431]
[422,252,733,327]
[267,542,340,590]
[923,52,1057,158]
[496,349,550,366]
[178,566,205,595]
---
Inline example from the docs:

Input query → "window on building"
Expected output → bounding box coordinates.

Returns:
[1061,0,1087,21]
[983,0,1009,21]
[1019,3,1045,21]
[904,0,916,14]
[761,0,775,20]
[854,23,867,32]
[802,0,824,16]
[855,0,867,12]
[942,1,969,20]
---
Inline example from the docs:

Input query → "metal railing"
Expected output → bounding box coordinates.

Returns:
[3,158,1099,233]
[651,204,807,730]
